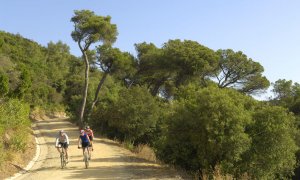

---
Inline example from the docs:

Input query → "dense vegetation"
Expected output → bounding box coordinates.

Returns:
[0,31,79,167]
[0,9,299,179]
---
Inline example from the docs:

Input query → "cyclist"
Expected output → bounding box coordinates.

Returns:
[85,126,94,151]
[78,129,91,159]
[55,130,69,162]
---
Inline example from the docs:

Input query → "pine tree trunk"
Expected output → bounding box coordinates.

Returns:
[79,50,90,126]
[90,72,108,113]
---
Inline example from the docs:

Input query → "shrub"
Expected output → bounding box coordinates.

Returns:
[155,85,298,179]
[156,86,254,176]
[0,99,30,166]
[91,86,160,144]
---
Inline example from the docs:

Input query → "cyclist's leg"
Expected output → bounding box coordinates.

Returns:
[56,147,61,153]
[89,136,94,150]
[82,142,86,156]
[57,142,62,154]
[81,143,85,161]
[64,143,69,159]
[87,142,91,156]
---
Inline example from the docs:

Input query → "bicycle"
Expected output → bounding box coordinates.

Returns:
[78,146,90,169]
[58,145,67,169]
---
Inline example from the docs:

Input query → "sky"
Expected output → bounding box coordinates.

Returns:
[0,0,300,99]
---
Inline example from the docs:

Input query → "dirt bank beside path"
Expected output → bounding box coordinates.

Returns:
[0,130,36,179]
[13,117,184,180]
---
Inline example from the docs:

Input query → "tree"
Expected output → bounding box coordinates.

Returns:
[271,79,300,114]
[133,42,170,96]
[239,105,298,179]
[163,40,218,87]
[133,40,218,98]
[71,10,118,124]
[91,86,160,143]
[272,79,294,100]
[156,85,254,177]
[90,45,135,112]
[156,85,297,179]
[45,41,72,93]
[214,49,270,94]
[12,65,31,99]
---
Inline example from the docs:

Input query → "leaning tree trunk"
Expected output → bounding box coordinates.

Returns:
[79,50,90,127]
[90,72,108,113]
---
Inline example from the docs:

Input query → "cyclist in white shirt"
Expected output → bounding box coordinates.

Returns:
[55,130,69,162]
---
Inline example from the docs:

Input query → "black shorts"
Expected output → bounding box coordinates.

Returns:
[88,135,93,141]
[82,142,90,148]
[58,142,68,149]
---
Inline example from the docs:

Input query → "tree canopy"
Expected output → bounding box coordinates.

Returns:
[214,49,270,94]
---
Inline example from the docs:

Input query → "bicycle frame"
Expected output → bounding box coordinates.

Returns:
[82,146,90,169]
[59,146,67,169]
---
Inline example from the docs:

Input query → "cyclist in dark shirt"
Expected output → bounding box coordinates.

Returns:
[78,129,91,158]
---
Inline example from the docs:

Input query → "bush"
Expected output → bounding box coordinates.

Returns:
[0,99,31,166]
[90,86,161,144]
[0,99,30,127]
[239,105,298,179]
[156,86,253,176]
[155,85,297,179]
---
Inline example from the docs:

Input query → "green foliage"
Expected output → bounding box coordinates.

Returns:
[156,85,254,175]
[134,42,168,96]
[0,31,76,107]
[89,45,136,113]
[91,85,160,143]
[0,99,30,127]
[71,10,118,47]
[271,79,300,113]
[240,105,298,179]
[0,71,9,97]
[96,44,136,80]
[156,85,297,178]
[11,65,32,99]
[133,39,218,97]
[0,99,31,166]
[214,49,270,94]
[10,131,29,151]
[45,41,72,93]
[163,39,218,85]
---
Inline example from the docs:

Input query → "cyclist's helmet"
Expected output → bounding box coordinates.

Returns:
[59,130,64,133]
[80,130,85,134]
[85,126,90,130]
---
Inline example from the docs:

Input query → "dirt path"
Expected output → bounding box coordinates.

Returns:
[14,118,183,180]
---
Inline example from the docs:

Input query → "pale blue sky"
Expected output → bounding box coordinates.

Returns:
[1,1,300,99]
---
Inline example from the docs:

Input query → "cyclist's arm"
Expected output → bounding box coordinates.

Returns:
[87,135,91,144]
[78,136,81,147]
[55,137,59,147]
[91,130,94,138]
[65,134,70,145]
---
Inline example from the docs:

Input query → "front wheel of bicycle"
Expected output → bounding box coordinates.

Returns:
[84,152,89,169]
[61,152,65,169]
